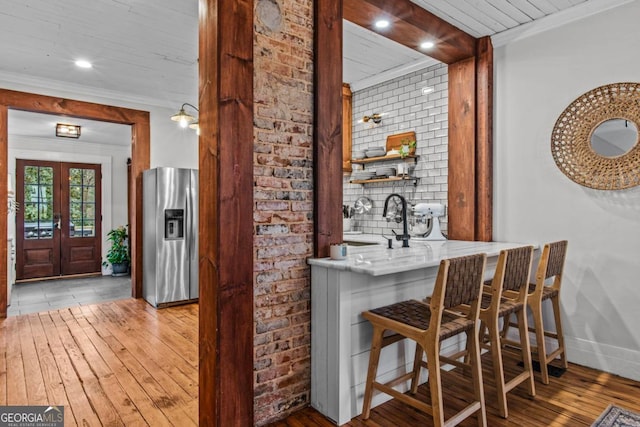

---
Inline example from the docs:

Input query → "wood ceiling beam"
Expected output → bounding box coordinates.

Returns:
[343,0,476,64]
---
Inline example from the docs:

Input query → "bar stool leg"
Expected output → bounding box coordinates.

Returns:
[468,328,488,427]
[488,316,508,418]
[552,295,568,369]
[410,344,423,394]
[531,301,550,385]
[424,340,445,427]
[516,308,536,397]
[362,325,384,419]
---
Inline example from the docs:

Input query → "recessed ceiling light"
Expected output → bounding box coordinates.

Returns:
[420,41,435,49]
[75,60,93,69]
[374,19,390,29]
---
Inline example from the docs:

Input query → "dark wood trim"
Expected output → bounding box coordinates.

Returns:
[447,57,477,240]
[0,89,150,318]
[130,122,150,296]
[314,0,344,258]
[343,0,476,65]
[475,37,493,242]
[198,0,254,425]
[0,104,7,317]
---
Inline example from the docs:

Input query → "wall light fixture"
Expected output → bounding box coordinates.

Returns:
[55,123,81,138]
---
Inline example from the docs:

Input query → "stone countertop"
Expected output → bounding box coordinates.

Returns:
[308,236,535,276]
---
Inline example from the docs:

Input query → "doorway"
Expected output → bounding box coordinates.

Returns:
[0,89,151,318]
[16,159,102,280]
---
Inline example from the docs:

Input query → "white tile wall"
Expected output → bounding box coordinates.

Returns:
[344,63,448,237]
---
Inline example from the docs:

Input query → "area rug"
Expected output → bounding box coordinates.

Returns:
[591,404,640,427]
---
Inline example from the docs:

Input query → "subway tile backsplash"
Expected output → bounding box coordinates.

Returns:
[344,63,448,237]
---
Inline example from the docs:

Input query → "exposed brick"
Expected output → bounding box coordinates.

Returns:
[253,0,313,424]
[256,318,290,334]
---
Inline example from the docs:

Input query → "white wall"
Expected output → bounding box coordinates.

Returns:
[494,1,640,380]
[344,63,448,235]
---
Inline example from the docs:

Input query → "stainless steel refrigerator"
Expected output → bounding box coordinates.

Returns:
[142,167,198,307]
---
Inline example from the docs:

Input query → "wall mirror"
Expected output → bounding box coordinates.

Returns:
[590,119,638,157]
[551,82,640,190]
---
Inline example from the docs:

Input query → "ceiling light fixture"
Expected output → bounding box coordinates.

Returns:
[56,123,81,138]
[74,59,93,69]
[374,19,390,29]
[420,41,435,49]
[171,103,199,132]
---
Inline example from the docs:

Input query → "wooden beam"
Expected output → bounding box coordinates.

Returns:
[0,89,150,317]
[314,0,344,257]
[448,58,476,240]
[130,122,150,296]
[0,105,7,318]
[343,0,476,65]
[198,0,254,424]
[475,37,493,242]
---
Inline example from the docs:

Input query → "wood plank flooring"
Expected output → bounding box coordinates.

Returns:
[0,298,198,426]
[270,353,640,427]
[3,298,639,426]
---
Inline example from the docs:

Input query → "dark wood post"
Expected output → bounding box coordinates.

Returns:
[198,0,255,425]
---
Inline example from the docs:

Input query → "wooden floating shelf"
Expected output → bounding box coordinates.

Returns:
[351,154,418,165]
[350,176,419,186]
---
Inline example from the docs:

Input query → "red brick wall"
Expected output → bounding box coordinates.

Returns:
[253,0,314,424]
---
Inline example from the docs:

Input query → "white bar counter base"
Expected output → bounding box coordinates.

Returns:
[308,237,534,425]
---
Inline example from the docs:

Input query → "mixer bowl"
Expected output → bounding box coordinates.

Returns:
[410,216,433,237]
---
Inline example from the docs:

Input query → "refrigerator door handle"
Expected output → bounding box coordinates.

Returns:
[187,185,196,261]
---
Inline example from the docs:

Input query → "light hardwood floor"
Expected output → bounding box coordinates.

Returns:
[0,298,198,426]
[271,354,640,427]
[3,299,639,426]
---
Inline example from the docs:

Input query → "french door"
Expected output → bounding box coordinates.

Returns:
[16,159,102,280]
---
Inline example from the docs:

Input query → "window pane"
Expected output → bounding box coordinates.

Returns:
[39,184,53,203]
[70,202,83,221]
[39,201,53,221]
[69,168,82,185]
[81,220,95,237]
[83,186,95,203]
[24,166,38,184]
[23,202,38,222]
[24,185,39,202]
[39,167,53,185]
[82,169,95,186]
[83,203,95,221]
[69,185,82,203]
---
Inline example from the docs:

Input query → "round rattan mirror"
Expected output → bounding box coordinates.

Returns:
[551,82,640,190]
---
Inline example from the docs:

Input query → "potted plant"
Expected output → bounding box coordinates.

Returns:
[103,225,130,276]
[399,137,417,158]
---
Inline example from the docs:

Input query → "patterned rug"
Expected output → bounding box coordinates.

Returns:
[592,405,640,427]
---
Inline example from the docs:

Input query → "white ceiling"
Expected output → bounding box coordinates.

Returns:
[0,0,629,142]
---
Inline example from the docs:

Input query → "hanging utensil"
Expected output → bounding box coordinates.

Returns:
[353,196,373,215]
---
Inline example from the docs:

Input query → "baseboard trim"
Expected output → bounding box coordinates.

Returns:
[566,336,640,382]
[15,272,103,284]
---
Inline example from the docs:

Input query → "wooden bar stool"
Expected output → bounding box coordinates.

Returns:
[503,240,569,384]
[361,253,487,427]
[478,246,536,418]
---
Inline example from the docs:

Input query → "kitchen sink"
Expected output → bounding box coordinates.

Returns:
[344,240,380,246]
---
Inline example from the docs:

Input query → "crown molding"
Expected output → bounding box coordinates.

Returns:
[349,57,440,92]
[491,0,634,48]
[0,70,182,110]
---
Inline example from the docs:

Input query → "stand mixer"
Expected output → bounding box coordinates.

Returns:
[409,203,446,240]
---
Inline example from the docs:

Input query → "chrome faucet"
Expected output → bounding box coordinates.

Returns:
[382,193,410,248]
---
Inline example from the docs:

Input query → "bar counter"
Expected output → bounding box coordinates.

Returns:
[308,238,534,425]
